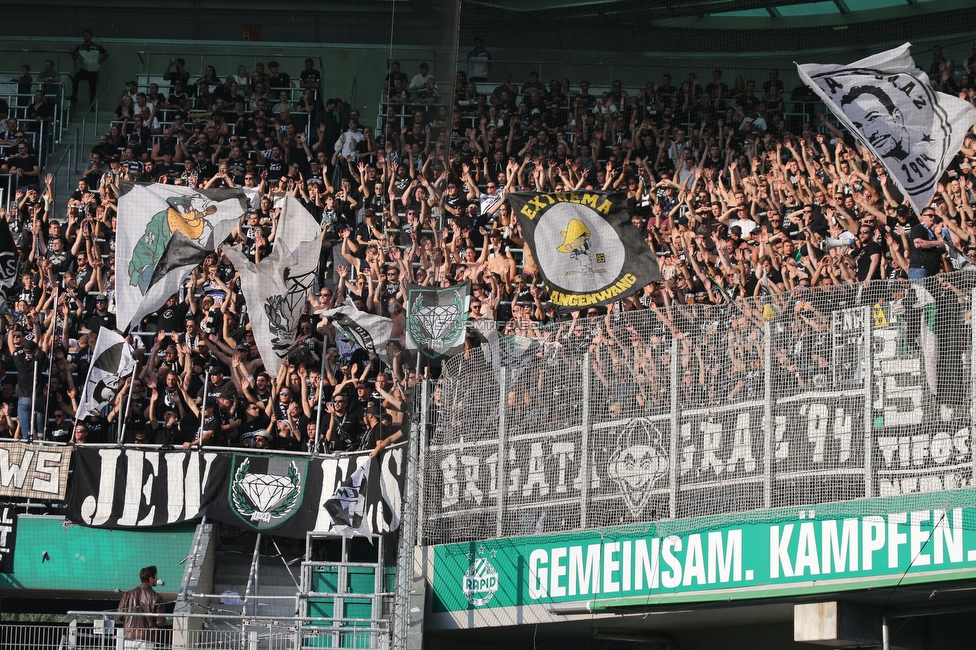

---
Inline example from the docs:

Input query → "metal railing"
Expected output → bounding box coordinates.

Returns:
[77,72,112,158]
[43,613,391,649]
[0,620,385,650]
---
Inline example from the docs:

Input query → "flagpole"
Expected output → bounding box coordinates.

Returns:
[42,288,59,442]
[29,353,38,442]
[313,341,328,456]
[198,364,211,457]
[117,368,137,445]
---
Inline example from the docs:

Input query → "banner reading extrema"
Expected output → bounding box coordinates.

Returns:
[508,191,661,310]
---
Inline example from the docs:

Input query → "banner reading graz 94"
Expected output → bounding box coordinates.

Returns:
[508,191,661,310]
[0,441,72,500]
[66,445,405,538]
[430,492,976,620]
[426,394,870,538]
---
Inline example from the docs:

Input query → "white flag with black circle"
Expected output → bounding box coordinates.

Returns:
[77,329,137,419]
[798,43,976,215]
[224,194,322,379]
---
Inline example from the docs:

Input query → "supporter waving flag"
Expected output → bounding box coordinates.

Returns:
[115,182,247,332]
[76,329,136,419]
[223,195,322,379]
[798,43,976,215]
[405,282,469,360]
[508,191,661,311]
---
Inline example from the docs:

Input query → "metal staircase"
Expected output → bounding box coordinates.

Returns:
[176,525,395,649]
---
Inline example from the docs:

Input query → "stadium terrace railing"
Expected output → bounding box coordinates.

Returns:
[0,619,384,650]
[420,271,976,545]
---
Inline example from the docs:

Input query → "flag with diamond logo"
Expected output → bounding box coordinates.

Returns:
[228,454,307,530]
[405,282,469,360]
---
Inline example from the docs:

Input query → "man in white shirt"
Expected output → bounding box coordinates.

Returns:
[409,62,432,93]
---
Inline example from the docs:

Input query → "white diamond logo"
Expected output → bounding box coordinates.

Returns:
[416,304,460,339]
[240,473,292,512]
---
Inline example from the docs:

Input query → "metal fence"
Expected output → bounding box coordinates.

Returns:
[420,271,976,545]
[0,621,387,650]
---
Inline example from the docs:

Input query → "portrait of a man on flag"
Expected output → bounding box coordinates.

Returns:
[798,43,976,215]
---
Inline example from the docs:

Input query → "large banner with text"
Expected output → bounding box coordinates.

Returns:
[0,442,72,501]
[429,491,976,624]
[424,291,975,545]
[66,445,405,538]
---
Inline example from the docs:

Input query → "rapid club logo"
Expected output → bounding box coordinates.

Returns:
[230,455,306,527]
[462,555,499,606]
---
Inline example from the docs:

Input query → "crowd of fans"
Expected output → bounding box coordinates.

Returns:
[2,41,976,451]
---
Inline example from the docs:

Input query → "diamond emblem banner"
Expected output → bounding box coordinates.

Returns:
[405,282,470,359]
[65,445,405,538]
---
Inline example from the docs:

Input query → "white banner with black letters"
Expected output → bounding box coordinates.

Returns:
[425,382,964,535]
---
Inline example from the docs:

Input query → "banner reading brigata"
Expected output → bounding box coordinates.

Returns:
[508,191,661,309]
[798,43,976,215]
[430,493,976,618]
[65,445,405,538]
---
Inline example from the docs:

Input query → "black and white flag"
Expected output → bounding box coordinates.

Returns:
[405,282,469,360]
[77,329,137,418]
[798,43,976,215]
[322,460,373,538]
[323,300,393,364]
[115,183,246,331]
[0,216,17,290]
[223,195,322,378]
[508,191,661,310]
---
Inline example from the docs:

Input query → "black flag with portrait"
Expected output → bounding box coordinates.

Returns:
[508,191,661,310]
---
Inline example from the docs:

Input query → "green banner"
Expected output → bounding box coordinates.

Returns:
[431,491,976,613]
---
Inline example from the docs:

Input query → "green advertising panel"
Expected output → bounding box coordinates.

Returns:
[431,491,976,613]
[0,515,196,595]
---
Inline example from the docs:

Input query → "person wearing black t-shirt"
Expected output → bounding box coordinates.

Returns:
[909,208,945,280]
[47,409,72,444]
[854,227,883,282]
[150,410,184,446]
[237,402,271,447]
[183,402,221,449]
[324,393,361,452]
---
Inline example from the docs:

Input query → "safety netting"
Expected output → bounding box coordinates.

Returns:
[421,272,976,545]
